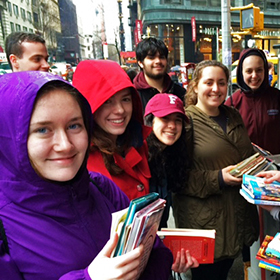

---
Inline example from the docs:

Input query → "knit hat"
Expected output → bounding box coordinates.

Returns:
[144,93,187,121]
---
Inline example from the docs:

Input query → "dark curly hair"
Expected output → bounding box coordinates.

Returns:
[145,114,190,192]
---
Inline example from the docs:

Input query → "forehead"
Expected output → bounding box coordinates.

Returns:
[201,66,226,79]
[243,55,264,69]
[33,89,79,112]
[20,41,48,57]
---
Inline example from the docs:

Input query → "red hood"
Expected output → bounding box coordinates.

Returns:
[73,60,143,125]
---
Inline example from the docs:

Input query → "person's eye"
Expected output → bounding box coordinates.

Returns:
[35,127,48,134]
[122,96,132,102]
[103,99,111,105]
[176,118,183,123]
[219,82,226,86]
[68,123,83,130]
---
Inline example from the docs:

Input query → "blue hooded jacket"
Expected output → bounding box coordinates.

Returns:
[0,72,172,280]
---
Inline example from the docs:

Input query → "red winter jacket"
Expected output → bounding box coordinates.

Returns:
[73,60,151,200]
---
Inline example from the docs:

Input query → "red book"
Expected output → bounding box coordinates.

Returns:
[157,228,216,264]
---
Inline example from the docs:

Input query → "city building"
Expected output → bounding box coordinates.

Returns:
[57,0,80,64]
[128,0,280,66]
[0,0,61,62]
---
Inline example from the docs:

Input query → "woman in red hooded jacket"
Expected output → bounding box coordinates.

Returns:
[73,60,151,200]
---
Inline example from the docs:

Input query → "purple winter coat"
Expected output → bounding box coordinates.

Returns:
[0,72,173,280]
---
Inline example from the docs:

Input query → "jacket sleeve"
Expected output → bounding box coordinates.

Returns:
[0,243,24,280]
[139,236,173,280]
[180,169,223,198]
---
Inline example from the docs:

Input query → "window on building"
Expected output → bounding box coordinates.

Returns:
[13,4,19,17]
[33,12,38,23]
[7,2,12,15]
[10,22,15,32]
[32,0,37,6]
[266,0,280,10]
[15,24,21,31]
[29,28,33,33]
[191,0,207,6]
[23,26,28,31]
[27,11,32,22]
[21,8,26,20]
[161,0,183,3]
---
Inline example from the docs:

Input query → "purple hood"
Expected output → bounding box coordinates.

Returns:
[0,72,92,215]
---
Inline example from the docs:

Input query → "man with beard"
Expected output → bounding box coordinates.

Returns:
[134,37,186,112]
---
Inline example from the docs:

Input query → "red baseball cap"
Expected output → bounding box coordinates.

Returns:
[144,93,188,121]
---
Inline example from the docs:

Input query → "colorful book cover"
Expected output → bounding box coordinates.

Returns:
[256,235,280,267]
[239,189,280,206]
[266,233,280,259]
[242,174,280,200]
[113,192,159,257]
[259,260,280,274]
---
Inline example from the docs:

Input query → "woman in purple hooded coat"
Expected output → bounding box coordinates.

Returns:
[0,71,173,280]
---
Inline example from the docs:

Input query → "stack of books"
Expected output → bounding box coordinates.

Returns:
[110,192,166,279]
[157,228,216,264]
[230,153,275,178]
[257,233,280,273]
[239,174,280,206]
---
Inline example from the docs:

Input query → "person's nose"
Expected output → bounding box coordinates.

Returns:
[252,71,257,78]
[113,102,125,114]
[42,60,50,72]
[212,82,219,92]
[168,120,176,129]
[53,130,72,151]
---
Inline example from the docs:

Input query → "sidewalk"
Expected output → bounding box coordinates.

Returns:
[167,209,244,280]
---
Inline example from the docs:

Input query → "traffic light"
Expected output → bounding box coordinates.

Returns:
[240,5,264,31]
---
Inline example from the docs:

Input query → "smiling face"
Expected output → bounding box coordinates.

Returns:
[27,89,88,182]
[195,66,228,116]
[93,88,133,142]
[138,51,167,80]
[152,113,183,147]
[242,55,265,90]
[10,41,50,72]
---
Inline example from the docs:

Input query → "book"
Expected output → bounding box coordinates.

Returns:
[157,228,216,264]
[242,174,280,201]
[124,198,166,253]
[239,188,280,206]
[266,233,280,259]
[113,192,160,257]
[230,153,274,178]
[256,235,280,267]
[110,194,166,279]
[259,260,280,274]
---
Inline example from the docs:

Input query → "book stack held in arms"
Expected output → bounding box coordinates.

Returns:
[157,228,216,264]
[256,233,280,274]
[230,152,276,178]
[110,192,166,279]
[239,174,280,206]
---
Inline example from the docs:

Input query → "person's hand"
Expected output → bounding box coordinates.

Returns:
[256,170,280,184]
[222,165,242,186]
[88,233,144,280]
[171,249,199,273]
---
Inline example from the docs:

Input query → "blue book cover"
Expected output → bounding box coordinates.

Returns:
[242,174,280,200]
